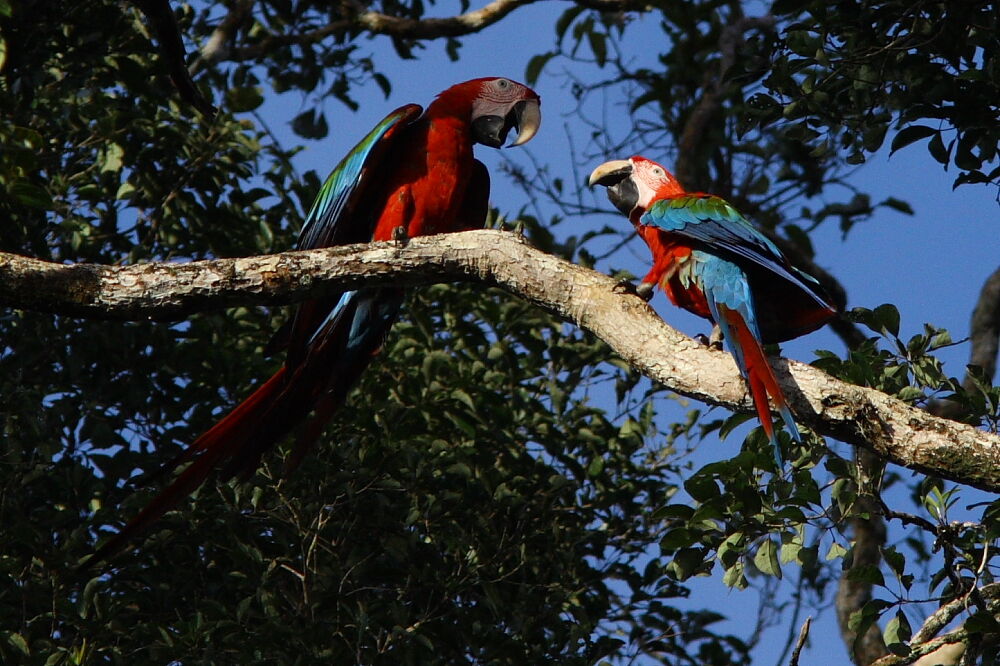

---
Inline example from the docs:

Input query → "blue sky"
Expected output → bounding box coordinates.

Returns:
[253,2,999,661]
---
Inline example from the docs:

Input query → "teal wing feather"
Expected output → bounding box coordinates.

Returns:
[272,103,421,366]
[641,194,825,298]
[296,103,422,250]
[691,250,802,460]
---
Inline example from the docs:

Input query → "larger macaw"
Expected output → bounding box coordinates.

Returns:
[89,77,541,564]
[589,156,836,465]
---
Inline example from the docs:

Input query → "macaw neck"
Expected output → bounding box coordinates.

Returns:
[422,110,472,141]
[655,183,686,198]
[420,100,477,166]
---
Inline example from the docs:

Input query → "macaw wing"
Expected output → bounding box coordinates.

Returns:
[269,104,420,365]
[642,195,835,337]
[641,195,794,280]
[296,103,423,251]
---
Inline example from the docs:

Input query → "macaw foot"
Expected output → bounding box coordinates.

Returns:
[694,325,725,350]
[611,280,649,301]
[391,225,409,246]
[511,218,526,239]
[636,281,655,302]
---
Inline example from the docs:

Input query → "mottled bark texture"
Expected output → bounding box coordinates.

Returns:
[2,229,999,492]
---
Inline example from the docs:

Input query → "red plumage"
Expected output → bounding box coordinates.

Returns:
[85,78,540,567]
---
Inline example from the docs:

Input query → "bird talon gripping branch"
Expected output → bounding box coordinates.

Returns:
[391,224,409,244]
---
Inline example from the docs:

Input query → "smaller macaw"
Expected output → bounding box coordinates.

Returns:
[589,156,836,464]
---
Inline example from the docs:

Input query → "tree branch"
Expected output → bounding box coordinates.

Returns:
[2,230,999,491]
[225,0,645,62]
[931,266,1000,420]
[966,265,1000,384]
[674,13,776,189]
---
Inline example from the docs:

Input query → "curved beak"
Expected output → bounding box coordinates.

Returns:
[589,159,639,218]
[472,98,542,148]
[588,159,633,188]
[508,98,541,147]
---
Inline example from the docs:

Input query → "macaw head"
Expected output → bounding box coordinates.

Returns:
[434,77,542,148]
[588,156,684,222]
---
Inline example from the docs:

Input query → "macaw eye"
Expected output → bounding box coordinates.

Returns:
[495,79,510,89]
[652,167,664,177]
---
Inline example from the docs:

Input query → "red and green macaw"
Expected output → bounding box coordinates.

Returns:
[589,156,836,465]
[90,78,541,563]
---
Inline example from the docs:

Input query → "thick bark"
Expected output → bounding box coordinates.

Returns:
[835,450,889,665]
[2,229,1000,492]
[931,266,1000,420]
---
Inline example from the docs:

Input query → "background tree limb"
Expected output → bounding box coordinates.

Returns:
[2,229,998,492]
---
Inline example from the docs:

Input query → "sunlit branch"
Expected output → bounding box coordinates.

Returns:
[2,229,1000,493]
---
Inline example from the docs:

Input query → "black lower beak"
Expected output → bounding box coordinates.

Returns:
[606,178,639,218]
[589,164,638,217]
[472,99,541,149]
[472,114,507,148]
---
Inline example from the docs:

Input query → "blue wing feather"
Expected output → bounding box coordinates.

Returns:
[642,195,825,300]
[296,103,422,251]
[277,103,421,368]
[691,251,802,455]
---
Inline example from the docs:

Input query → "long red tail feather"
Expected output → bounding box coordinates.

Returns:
[82,368,292,568]
[723,309,798,464]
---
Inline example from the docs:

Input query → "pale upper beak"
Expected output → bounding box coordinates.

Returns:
[588,159,633,188]
[508,98,541,147]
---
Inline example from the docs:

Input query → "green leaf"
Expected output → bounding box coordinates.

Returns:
[889,125,936,155]
[873,303,901,337]
[667,548,705,581]
[826,541,848,561]
[928,132,953,165]
[722,561,747,589]
[883,610,911,649]
[896,386,924,402]
[8,180,51,208]
[451,388,476,411]
[845,150,866,165]
[291,108,329,139]
[753,538,782,578]
[863,122,889,152]
[684,474,720,503]
[227,86,265,112]
[115,181,135,200]
[526,52,556,85]
[660,528,695,551]
[848,599,892,651]
[780,540,801,565]
[6,632,29,656]
[555,5,585,42]
[101,143,124,173]
[846,564,884,586]
[587,31,607,67]
[880,197,913,216]
[373,73,392,98]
